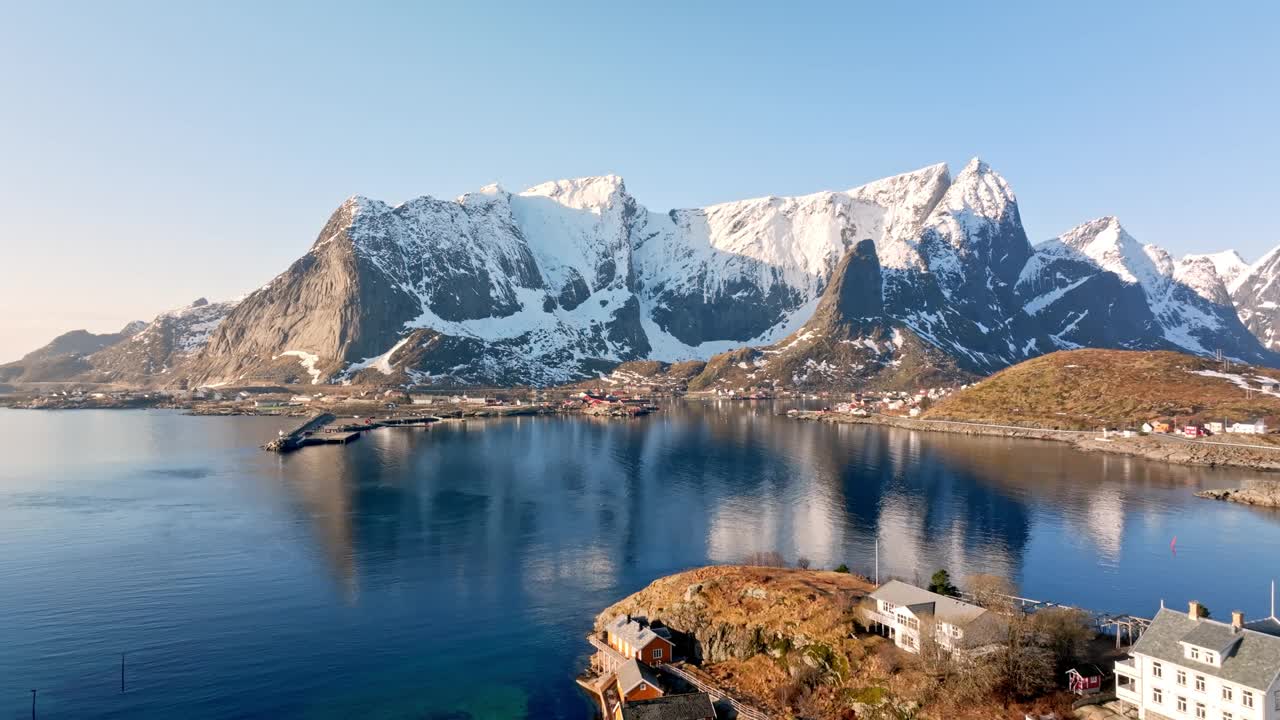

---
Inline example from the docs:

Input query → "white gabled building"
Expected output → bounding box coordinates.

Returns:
[1115,601,1280,720]
[864,580,1006,655]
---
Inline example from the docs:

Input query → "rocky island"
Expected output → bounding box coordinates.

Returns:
[582,565,1090,720]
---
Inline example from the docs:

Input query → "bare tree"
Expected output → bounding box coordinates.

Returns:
[796,556,811,569]
[744,550,786,567]
[997,616,1058,699]
[1029,607,1093,672]
[965,573,1016,613]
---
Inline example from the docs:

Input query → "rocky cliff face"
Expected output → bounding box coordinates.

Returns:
[684,239,974,391]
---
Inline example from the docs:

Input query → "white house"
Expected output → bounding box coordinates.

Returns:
[865,580,1006,655]
[1115,601,1280,720]
[1207,422,1226,434]
[1228,421,1268,435]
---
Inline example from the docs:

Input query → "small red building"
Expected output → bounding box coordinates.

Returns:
[604,614,674,666]
[1066,664,1104,695]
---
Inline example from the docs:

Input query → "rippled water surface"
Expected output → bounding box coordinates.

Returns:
[2,404,1279,718]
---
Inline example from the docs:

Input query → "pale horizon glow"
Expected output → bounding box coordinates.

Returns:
[2,1,1277,362]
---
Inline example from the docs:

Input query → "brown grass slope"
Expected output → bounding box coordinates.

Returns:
[924,349,1280,430]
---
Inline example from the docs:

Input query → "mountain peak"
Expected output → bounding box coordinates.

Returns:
[937,158,1016,221]
[959,157,990,175]
[1060,216,1127,248]
[519,175,627,210]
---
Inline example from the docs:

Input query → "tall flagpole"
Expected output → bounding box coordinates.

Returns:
[875,538,879,585]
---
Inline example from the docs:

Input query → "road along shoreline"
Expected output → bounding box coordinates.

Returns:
[785,410,1280,475]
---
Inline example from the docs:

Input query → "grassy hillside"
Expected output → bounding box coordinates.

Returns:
[924,349,1280,430]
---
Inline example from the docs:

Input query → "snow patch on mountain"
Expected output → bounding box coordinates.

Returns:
[278,350,322,384]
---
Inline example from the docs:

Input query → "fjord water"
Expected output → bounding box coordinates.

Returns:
[2,405,1279,719]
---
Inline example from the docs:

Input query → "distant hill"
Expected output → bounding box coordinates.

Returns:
[924,349,1280,430]
[0,323,143,383]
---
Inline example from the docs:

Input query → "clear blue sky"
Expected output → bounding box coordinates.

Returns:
[2,0,1277,361]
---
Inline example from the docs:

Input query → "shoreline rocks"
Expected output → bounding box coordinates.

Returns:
[1197,484,1280,508]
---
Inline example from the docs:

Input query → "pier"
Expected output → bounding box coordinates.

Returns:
[263,413,440,453]
[263,413,337,452]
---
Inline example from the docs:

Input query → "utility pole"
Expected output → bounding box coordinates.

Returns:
[31,689,36,720]
[121,652,126,693]
[875,538,879,585]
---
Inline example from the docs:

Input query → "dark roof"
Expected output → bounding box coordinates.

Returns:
[616,659,664,695]
[620,693,717,720]
[1131,608,1280,690]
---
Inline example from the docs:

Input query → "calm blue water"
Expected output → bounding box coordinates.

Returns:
[2,403,1280,719]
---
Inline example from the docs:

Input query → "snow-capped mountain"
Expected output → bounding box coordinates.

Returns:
[185,159,1069,387]
[1232,248,1280,350]
[1014,217,1269,361]
[12,159,1280,389]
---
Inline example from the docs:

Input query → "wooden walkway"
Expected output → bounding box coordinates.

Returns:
[659,663,771,720]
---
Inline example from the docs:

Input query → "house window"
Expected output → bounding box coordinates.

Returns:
[1223,712,1232,720]
[1177,669,1187,686]
[1177,696,1187,712]
[652,648,662,660]
[1204,652,1216,665]
[1190,647,1201,661]
[637,682,645,691]
[1153,661,1163,678]
[1196,675,1206,692]
[1152,687,1163,704]
[1194,702,1205,719]
[882,601,896,612]
[1223,685,1233,702]
[1243,690,1254,708]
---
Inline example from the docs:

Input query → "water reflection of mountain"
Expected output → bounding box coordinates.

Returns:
[267,405,1046,604]
[691,407,1031,584]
